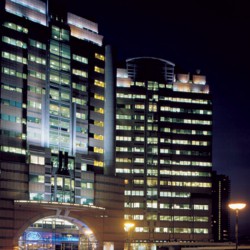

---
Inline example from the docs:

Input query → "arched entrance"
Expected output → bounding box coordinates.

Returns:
[18,216,97,250]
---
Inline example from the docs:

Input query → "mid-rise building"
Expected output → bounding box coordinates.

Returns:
[211,171,230,242]
[116,57,213,247]
[0,0,123,249]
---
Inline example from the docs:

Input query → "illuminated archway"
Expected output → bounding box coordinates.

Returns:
[18,216,98,250]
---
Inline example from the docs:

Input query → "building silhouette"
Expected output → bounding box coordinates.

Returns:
[116,57,213,245]
[0,0,123,249]
[211,171,230,242]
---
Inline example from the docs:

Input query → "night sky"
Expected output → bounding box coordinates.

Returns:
[65,0,250,236]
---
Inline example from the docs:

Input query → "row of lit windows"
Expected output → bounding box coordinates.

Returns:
[125,190,144,196]
[117,93,146,99]
[94,121,104,127]
[163,97,209,105]
[2,36,56,52]
[160,181,211,188]
[2,51,27,64]
[28,85,45,95]
[2,83,22,93]
[30,39,46,50]
[95,53,105,61]
[72,54,88,64]
[124,202,208,210]
[29,54,46,65]
[72,69,88,78]
[172,139,210,146]
[2,67,27,79]
[3,22,28,33]
[2,36,27,48]
[116,147,131,152]
[76,112,87,120]
[50,88,70,101]
[94,66,104,74]
[94,79,105,87]
[125,214,208,222]
[0,146,26,155]
[160,117,212,125]
[134,227,208,234]
[94,134,104,140]
[159,148,210,156]
[50,57,70,72]
[116,158,132,163]
[94,93,104,101]
[50,104,70,118]
[160,192,190,198]
[160,106,212,115]
[50,73,70,85]
[29,70,46,80]
[180,129,211,136]
[94,147,104,154]
[94,160,104,167]
[73,97,87,106]
[116,136,132,141]
[116,125,132,130]
[160,170,211,177]
[28,100,42,110]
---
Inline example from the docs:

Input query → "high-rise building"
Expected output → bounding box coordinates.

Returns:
[116,57,213,246]
[211,171,230,242]
[0,0,123,249]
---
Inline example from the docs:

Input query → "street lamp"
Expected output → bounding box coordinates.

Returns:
[228,203,246,250]
[124,222,135,250]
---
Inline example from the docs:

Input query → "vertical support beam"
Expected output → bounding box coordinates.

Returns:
[104,45,116,176]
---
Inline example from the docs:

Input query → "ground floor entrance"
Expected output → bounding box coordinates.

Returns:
[18,217,97,250]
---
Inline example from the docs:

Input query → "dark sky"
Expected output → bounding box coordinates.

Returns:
[66,0,250,236]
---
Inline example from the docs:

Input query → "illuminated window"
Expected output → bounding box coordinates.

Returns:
[72,69,88,78]
[94,160,104,167]
[94,79,105,87]
[2,51,27,64]
[94,120,104,127]
[95,53,105,61]
[94,134,104,140]
[94,147,104,154]
[94,66,104,74]
[94,107,104,114]
[2,36,27,48]
[30,39,46,50]
[2,67,27,79]
[146,200,158,208]
[73,54,88,64]
[94,93,104,101]
[3,22,28,33]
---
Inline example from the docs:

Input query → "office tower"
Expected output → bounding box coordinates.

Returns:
[116,57,213,247]
[211,171,230,242]
[0,0,123,249]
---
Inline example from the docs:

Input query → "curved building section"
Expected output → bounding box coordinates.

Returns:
[126,57,175,83]
[116,57,213,245]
